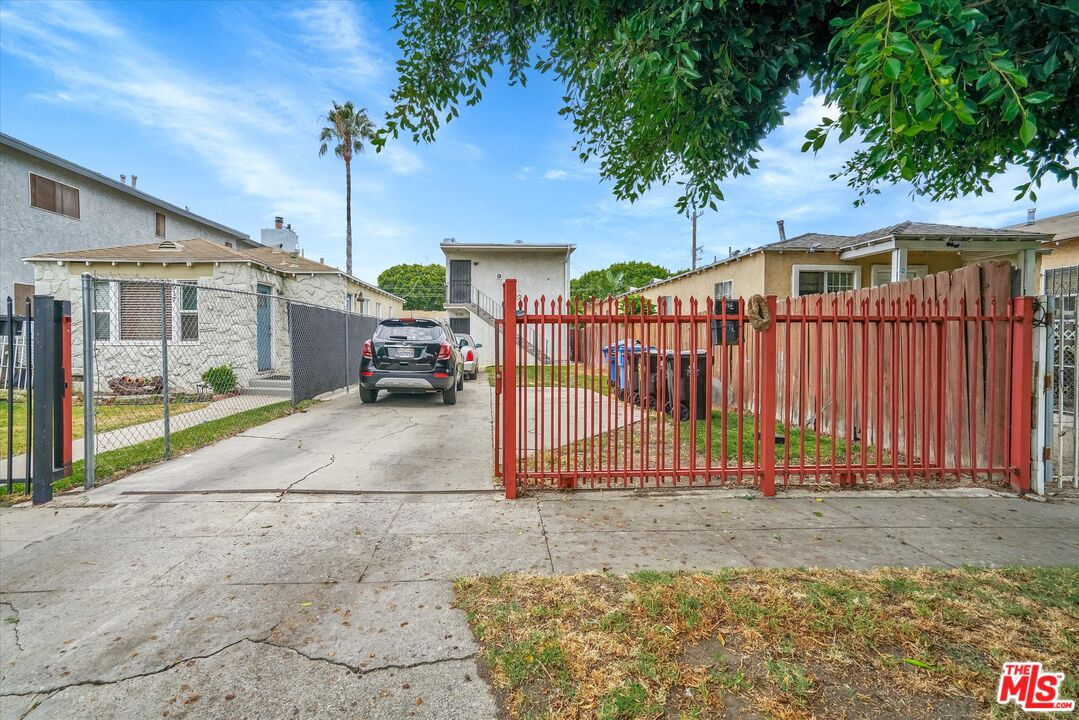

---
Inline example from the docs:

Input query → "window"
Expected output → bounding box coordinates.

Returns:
[29,173,79,218]
[178,282,198,341]
[658,295,674,314]
[155,212,166,238]
[793,266,859,297]
[449,316,471,335]
[713,280,733,300]
[870,264,928,287]
[345,294,353,312]
[375,302,382,319]
[120,282,172,340]
[92,281,113,341]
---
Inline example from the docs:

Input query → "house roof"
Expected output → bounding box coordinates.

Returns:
[25,238,405,303]
[1,133,255,246]
[1005,211,1079,243]
[626,220,1051,295]
[441,241,575,253]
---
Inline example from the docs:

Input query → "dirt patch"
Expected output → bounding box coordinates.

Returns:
[455,567,1079,719]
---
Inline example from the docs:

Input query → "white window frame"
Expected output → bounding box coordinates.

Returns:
[174,281,199,343]
[375,302,382,319]
[92,280,118,342]
[658,295,674,315]
[870,263,928,287]
[713,280,733,300]
[791,264,861,297]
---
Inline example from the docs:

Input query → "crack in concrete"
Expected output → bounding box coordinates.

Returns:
[1,600,24,652]
[248,636,478,677]
[535,500,556,574]
[277,453,336,500]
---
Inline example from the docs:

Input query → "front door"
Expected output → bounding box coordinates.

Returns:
[449,259,472,303]
[256,284,272,371]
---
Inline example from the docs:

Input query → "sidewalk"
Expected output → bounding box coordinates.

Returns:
[2,389,1076,719]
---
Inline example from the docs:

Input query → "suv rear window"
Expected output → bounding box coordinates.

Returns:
[375,320,446,342]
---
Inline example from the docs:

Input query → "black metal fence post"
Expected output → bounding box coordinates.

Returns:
[31,295,53,505]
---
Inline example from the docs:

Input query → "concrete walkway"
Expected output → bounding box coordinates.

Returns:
[1,385,1077,719]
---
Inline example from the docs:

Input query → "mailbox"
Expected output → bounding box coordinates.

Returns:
[711,298,740,345]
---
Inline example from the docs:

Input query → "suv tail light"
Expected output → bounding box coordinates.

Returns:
[466,349,474,362]
[362,340,373,359]
[437,342,452,360]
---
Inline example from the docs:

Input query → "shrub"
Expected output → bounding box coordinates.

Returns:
[201,365,237,395]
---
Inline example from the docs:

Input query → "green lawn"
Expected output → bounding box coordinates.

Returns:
[0,400,311,505]
[0,397,210,459]
[486,364,614,396]
[457,567,1079,720]
[682,410,864,464]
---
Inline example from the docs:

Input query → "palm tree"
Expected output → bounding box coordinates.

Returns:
[319,101,375,275]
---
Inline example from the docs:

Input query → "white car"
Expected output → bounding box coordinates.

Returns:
[457,332,481,380]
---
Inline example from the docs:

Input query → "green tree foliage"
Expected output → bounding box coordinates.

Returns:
[378,263,446,310]
[571,261,672,299]
[378,0,1077,210]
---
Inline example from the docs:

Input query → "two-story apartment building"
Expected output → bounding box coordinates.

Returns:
[0,132,259,300]
[442,240,574,365]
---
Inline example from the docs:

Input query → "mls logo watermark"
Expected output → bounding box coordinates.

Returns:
[997,662,1075,713]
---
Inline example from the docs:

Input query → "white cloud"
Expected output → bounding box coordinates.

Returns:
[544,169,569,180]
[0,0,416,272]
[376,143,425,176]
[514,165,535,180]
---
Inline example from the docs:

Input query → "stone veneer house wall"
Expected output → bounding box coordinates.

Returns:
[28,239,404,392]
[1,133,259,300]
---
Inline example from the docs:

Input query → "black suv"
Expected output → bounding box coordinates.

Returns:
[360,318,465,405]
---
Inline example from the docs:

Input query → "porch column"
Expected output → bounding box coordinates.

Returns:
[1016,248,1037,295]
[890,247,909,283]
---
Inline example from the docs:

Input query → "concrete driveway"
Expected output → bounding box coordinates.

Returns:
[2,381,1078,719]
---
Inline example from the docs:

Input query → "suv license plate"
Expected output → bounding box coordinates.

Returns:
[393,348,413,359]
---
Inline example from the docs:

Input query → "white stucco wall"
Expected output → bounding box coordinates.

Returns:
[30,260,361,394]
[2,144,248,299]
[443,245,572,365]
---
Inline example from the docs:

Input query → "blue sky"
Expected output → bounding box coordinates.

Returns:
[1,0,1075,283]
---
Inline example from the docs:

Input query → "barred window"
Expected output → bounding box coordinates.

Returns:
[93,281,112,341]
[120,282,172,341]
[179,283,198,341]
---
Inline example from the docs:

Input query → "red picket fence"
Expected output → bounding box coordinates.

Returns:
[493,262,1034,498]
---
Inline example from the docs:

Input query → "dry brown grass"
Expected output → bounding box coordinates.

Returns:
[455,568,1079,719]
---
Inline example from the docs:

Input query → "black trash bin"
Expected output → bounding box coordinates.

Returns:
[627,347,665,408]
[664,350,709,420]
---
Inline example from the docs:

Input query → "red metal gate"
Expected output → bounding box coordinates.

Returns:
[494,268,1034,499]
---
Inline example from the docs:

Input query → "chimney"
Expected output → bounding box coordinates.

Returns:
[120,174,126,185]
[1027,208,1036,225]
[131,175,137,189]
[319,257,324,264]
[776,219,787,242]
[275,216,284,230]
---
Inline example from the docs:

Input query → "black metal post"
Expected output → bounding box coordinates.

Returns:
[24,296,32,496]
[5,296,13,493]
[31,295,53,505]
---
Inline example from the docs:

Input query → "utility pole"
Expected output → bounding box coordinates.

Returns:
[688,206,704,270]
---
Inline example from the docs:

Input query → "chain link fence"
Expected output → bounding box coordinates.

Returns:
[81,277,377,481]
[1042,266,1079,490]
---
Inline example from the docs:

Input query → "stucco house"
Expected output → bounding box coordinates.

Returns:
[630,220,1051,309]
[26,236,404,392]
[1006,210,1079,293]
[442,240,575,365]
[0,132,259,302]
